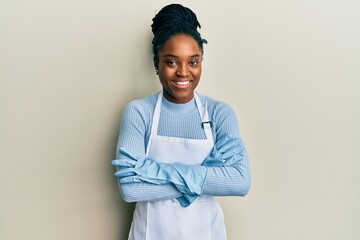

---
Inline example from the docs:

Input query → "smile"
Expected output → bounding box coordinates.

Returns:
[172,81,192,86]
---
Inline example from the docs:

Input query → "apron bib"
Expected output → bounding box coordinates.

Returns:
[128,92,227,240]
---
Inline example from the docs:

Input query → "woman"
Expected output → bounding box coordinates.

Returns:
[112,4,251,240]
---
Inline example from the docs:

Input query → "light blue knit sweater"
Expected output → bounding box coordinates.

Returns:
[115,92,251,202]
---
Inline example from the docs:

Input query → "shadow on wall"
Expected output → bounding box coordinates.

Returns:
[116,197,136,239]
[109,31,158,239]
[131,31,161,98]
[107,131,136,239]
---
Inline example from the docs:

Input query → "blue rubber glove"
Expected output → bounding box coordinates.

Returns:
[113,136,244,207]
[202,135,245,167]
[112,148,208,196]
[176,193,199,207]
[177,135,245,207]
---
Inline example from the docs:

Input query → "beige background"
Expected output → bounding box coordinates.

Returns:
[1,0,359,239]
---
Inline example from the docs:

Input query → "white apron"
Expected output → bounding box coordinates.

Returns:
[128,92,227,240]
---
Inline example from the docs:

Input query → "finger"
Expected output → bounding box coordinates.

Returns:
[216,135,241,150]
[202,158,224,167]
[221,145,244,159]
[218,139,241,154]
[120,176,170,185]
[176,196,191,207]
[112,158,137,167]
[177,193,199,207]
[138,176,171,185]
[114,168,137,178]
[214,135,231,149]
[119,176,143,184]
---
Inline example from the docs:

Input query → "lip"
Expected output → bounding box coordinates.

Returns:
[171,80,193,88]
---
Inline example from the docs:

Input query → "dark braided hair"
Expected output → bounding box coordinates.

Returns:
[151,4,207,63]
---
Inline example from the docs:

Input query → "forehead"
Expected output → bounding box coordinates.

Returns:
[160,34,202,57]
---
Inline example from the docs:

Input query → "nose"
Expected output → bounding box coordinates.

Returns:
[176,64,190,77]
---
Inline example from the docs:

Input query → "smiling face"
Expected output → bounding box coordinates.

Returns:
[155,34,202,104]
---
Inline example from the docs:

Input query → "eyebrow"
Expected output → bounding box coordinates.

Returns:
[163,54,201,58]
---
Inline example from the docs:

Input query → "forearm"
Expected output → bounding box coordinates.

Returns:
[114,95,251,202]
[118,181,182,202]
[203,166,250,196]
[118,166,250,203]
[203,150,251,196]
[117,150,250,202]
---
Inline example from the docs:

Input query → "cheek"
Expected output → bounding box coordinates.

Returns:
[158,70,171,85]
[193,67,202,79]
[160,67,175,78]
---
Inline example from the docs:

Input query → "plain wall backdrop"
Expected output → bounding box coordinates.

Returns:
[1,0,359,239]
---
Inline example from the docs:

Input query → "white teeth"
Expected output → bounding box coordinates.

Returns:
[174,81,190,85]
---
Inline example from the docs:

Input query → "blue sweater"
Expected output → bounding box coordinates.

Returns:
[115,92,251,202]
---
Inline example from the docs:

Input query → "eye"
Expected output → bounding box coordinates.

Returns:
[166,60,177,66]
[189,60,199,66]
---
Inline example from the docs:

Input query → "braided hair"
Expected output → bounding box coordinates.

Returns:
[151,4,207,63]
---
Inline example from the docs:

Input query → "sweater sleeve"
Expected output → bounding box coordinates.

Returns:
[114,96,250,203]
[202,149,250,196]
[202,100,251,196]
[119,149,251,203]
[115,98,183,202]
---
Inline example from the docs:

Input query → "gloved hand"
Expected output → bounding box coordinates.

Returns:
[176,194,199,207]
[177,135,245,207]
[113,136,245,207]
[112,147,208,196]
[202,135,245,167]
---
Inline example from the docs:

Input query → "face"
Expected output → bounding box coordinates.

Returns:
[155,34,202,104]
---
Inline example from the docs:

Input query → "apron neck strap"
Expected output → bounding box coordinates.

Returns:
[151,91,213,142]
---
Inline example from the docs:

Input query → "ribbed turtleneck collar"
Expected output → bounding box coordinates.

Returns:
[161,96,197,114]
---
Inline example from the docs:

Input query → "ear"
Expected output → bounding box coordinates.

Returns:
[153,57,159,74]
[153,57,158,69]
